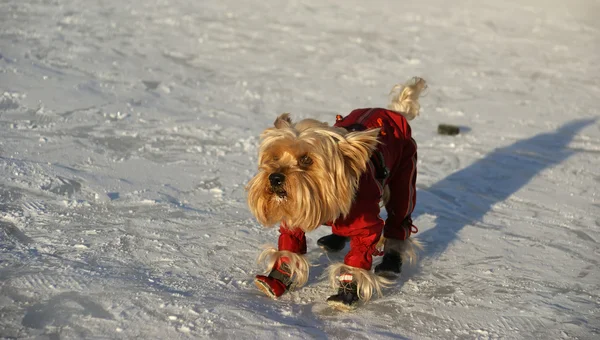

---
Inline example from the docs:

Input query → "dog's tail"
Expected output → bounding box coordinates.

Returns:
[388,77,427,121]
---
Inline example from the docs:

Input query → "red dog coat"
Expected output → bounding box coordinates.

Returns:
[277,108,419,270]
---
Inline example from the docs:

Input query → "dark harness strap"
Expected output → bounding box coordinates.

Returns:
[344,124,388,185]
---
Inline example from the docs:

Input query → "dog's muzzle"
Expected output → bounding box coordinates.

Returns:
[269,173,286,197]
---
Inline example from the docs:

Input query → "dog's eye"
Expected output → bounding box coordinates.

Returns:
[298,155,313,167]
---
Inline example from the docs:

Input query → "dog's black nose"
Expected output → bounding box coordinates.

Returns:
[269,173,285,187]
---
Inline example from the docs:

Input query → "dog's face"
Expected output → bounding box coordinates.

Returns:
[246,113,379,231]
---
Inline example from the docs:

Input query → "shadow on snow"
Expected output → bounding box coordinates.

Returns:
[413,118,595,259]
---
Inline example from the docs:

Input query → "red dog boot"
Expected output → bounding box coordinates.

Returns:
[254,260,293,299]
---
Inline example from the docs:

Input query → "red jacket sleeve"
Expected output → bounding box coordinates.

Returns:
[278,224,307,254]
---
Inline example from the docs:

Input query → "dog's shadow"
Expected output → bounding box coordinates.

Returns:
[414,118,595,261]
[307,118,595,292]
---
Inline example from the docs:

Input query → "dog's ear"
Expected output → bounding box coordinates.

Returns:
[274,113,292,129]
[338,129,380,176]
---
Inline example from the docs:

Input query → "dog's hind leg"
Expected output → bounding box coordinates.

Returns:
[375,237,423,278]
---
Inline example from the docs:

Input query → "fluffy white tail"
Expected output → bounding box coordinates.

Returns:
[388,77,427,121]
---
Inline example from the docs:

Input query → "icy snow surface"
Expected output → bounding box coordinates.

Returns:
[1,0,599,338]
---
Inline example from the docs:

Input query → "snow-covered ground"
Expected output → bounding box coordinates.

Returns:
[1,0,599,338]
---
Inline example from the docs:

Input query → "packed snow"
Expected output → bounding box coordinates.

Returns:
[1,0,599,338]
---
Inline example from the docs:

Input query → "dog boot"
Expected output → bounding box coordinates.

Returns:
[317,234,348,252]
[254,261,293,299]
[326,273,360,311]
[374,251,402,279]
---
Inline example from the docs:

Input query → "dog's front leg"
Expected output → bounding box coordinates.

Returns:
[254,225,309,299]
[326,234,390,311]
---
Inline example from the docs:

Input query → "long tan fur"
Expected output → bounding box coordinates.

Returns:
[327,263,392,302]
[257,245,309,288]
[246,117,379,232]
[388,77,427,121]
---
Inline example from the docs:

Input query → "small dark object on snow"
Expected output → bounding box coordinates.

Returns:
[438,124,460,136]
[317,234,348,252]
[142,80,161,90]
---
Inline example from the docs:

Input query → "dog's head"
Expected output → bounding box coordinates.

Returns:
[246,113,379,231]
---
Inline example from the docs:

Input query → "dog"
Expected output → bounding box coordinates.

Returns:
[246,77,426,310]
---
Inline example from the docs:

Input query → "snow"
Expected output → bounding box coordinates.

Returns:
[1,0,599,338]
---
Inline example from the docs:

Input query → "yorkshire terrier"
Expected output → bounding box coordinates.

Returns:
[246,77,426,311]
